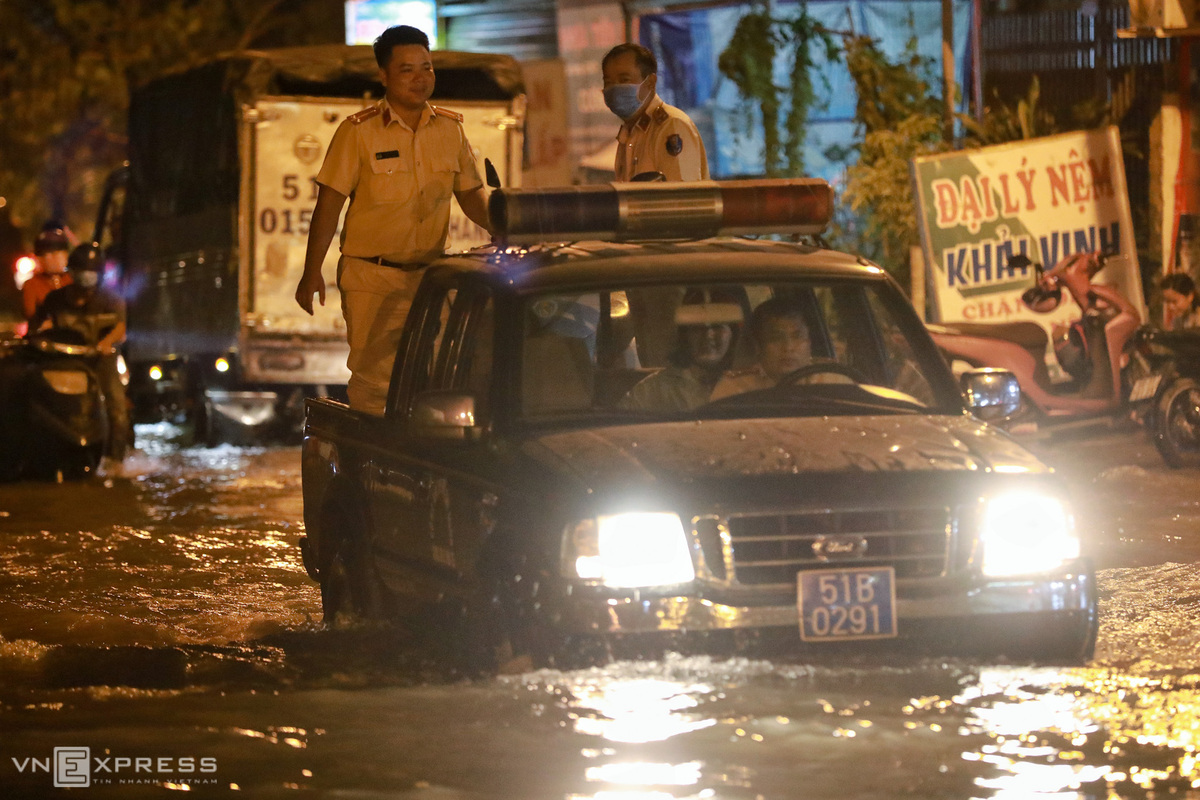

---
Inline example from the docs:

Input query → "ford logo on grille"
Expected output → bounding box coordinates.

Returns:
[812,535,868,560]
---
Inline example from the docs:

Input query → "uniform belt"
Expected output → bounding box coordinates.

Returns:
[356,255,426,271]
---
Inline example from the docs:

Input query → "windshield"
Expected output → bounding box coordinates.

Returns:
[519,280,960,422]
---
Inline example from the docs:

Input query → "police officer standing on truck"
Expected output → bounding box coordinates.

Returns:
[294,24,492,415]
[602,43,709,182]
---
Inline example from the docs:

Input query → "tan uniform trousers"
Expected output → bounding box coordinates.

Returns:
[337,256,423,415]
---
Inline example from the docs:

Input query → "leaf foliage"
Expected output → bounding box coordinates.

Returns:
[0,0,338,240]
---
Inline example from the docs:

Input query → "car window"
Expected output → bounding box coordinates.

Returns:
[862,288,938,406]
[521,293,599,415]
[518,279,953,421]
[435,290,493,418]
[390,284,456,416]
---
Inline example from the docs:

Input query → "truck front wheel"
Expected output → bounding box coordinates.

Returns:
[320,534,383,625]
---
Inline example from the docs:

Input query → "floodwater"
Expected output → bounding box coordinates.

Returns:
[2,422,1200,798]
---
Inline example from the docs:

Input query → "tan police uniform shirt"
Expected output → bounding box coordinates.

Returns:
[614,96,709,182]
[316,99,483,264]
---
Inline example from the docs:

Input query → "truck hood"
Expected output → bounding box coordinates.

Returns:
[521,414,1048,489]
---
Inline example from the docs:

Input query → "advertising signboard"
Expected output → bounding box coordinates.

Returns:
[556,0,625,176]
[344,0,437,46]
[912,127,1145,332]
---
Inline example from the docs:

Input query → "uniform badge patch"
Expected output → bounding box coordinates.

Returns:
[666,134,683,156]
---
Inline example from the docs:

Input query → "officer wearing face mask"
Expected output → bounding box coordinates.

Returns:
[601,43,709,182]
[29,245,129,460]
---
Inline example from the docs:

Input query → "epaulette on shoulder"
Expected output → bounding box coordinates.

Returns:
[431,105,464,123]
[348,106,382,125]
[653,106,670,124]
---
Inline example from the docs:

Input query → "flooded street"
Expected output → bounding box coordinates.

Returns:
[3,422,1200,797]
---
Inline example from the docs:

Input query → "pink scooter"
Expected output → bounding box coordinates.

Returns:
[928,250,1143,430]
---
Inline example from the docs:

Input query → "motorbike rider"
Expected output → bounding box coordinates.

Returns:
[22,225,74,322]
[1021,250,1140,387]
[27,245,129,460]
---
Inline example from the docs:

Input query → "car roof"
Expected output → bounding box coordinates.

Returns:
[427,238,890,295]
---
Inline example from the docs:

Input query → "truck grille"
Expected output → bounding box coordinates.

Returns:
[725,507,952,584]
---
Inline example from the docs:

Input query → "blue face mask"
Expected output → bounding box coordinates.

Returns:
[603,78,646,120]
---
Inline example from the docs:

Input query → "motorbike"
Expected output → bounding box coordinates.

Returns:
[0,327,110,481]
[928,249,1147,437]
[1127,326,1200,468]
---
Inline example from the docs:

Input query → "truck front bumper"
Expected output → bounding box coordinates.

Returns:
[547,559,1097,654]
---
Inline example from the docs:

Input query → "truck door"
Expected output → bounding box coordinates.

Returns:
[366,278,496,601]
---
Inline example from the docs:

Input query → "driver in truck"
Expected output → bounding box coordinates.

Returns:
[711,295,850,399]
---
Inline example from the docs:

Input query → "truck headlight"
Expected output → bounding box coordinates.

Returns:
[567,512,695,588]
[979,491,1080,577]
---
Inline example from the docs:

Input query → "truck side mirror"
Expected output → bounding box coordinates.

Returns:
[961,368,1021,422]
[484,158,501,190]
[411,390,478,438]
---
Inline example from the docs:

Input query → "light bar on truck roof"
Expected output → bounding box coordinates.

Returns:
[489,178,834,246]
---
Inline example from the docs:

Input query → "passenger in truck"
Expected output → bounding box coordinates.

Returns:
[619,287,745,412]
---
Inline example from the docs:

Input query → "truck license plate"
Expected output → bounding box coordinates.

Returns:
[798,567,897,641]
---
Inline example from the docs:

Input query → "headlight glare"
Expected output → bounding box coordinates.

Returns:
[979,491,1080,577]
[568,512,695,588]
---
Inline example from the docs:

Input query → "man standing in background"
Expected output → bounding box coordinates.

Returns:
[602,42,710,364]
[601,43,709,182]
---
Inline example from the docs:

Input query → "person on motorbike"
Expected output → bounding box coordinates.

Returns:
[1022,251,1140,384]
[27,245,129,460]
[1160,272,1200,331]
[22,225,74,322]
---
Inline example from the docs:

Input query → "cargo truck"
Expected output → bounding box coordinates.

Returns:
[88,45,524,443]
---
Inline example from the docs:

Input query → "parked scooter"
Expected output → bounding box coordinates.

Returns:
[0,327,109,481]
[1127,326,1200,467]
[928,249,1143,434]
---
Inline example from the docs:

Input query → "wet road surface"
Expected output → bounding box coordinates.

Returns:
[2,421,1200,797]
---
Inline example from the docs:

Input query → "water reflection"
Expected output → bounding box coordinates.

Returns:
[946,665,1200,796]
[569,677,717,743]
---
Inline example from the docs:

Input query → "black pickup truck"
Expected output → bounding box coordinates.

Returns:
[298,179,1098,670]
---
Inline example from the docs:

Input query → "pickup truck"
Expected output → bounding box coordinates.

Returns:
[298,178,1098,671]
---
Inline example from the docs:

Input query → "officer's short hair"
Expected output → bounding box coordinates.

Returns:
[374,25,431,68]
[749,297,810,346]
[602,43,657,78]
